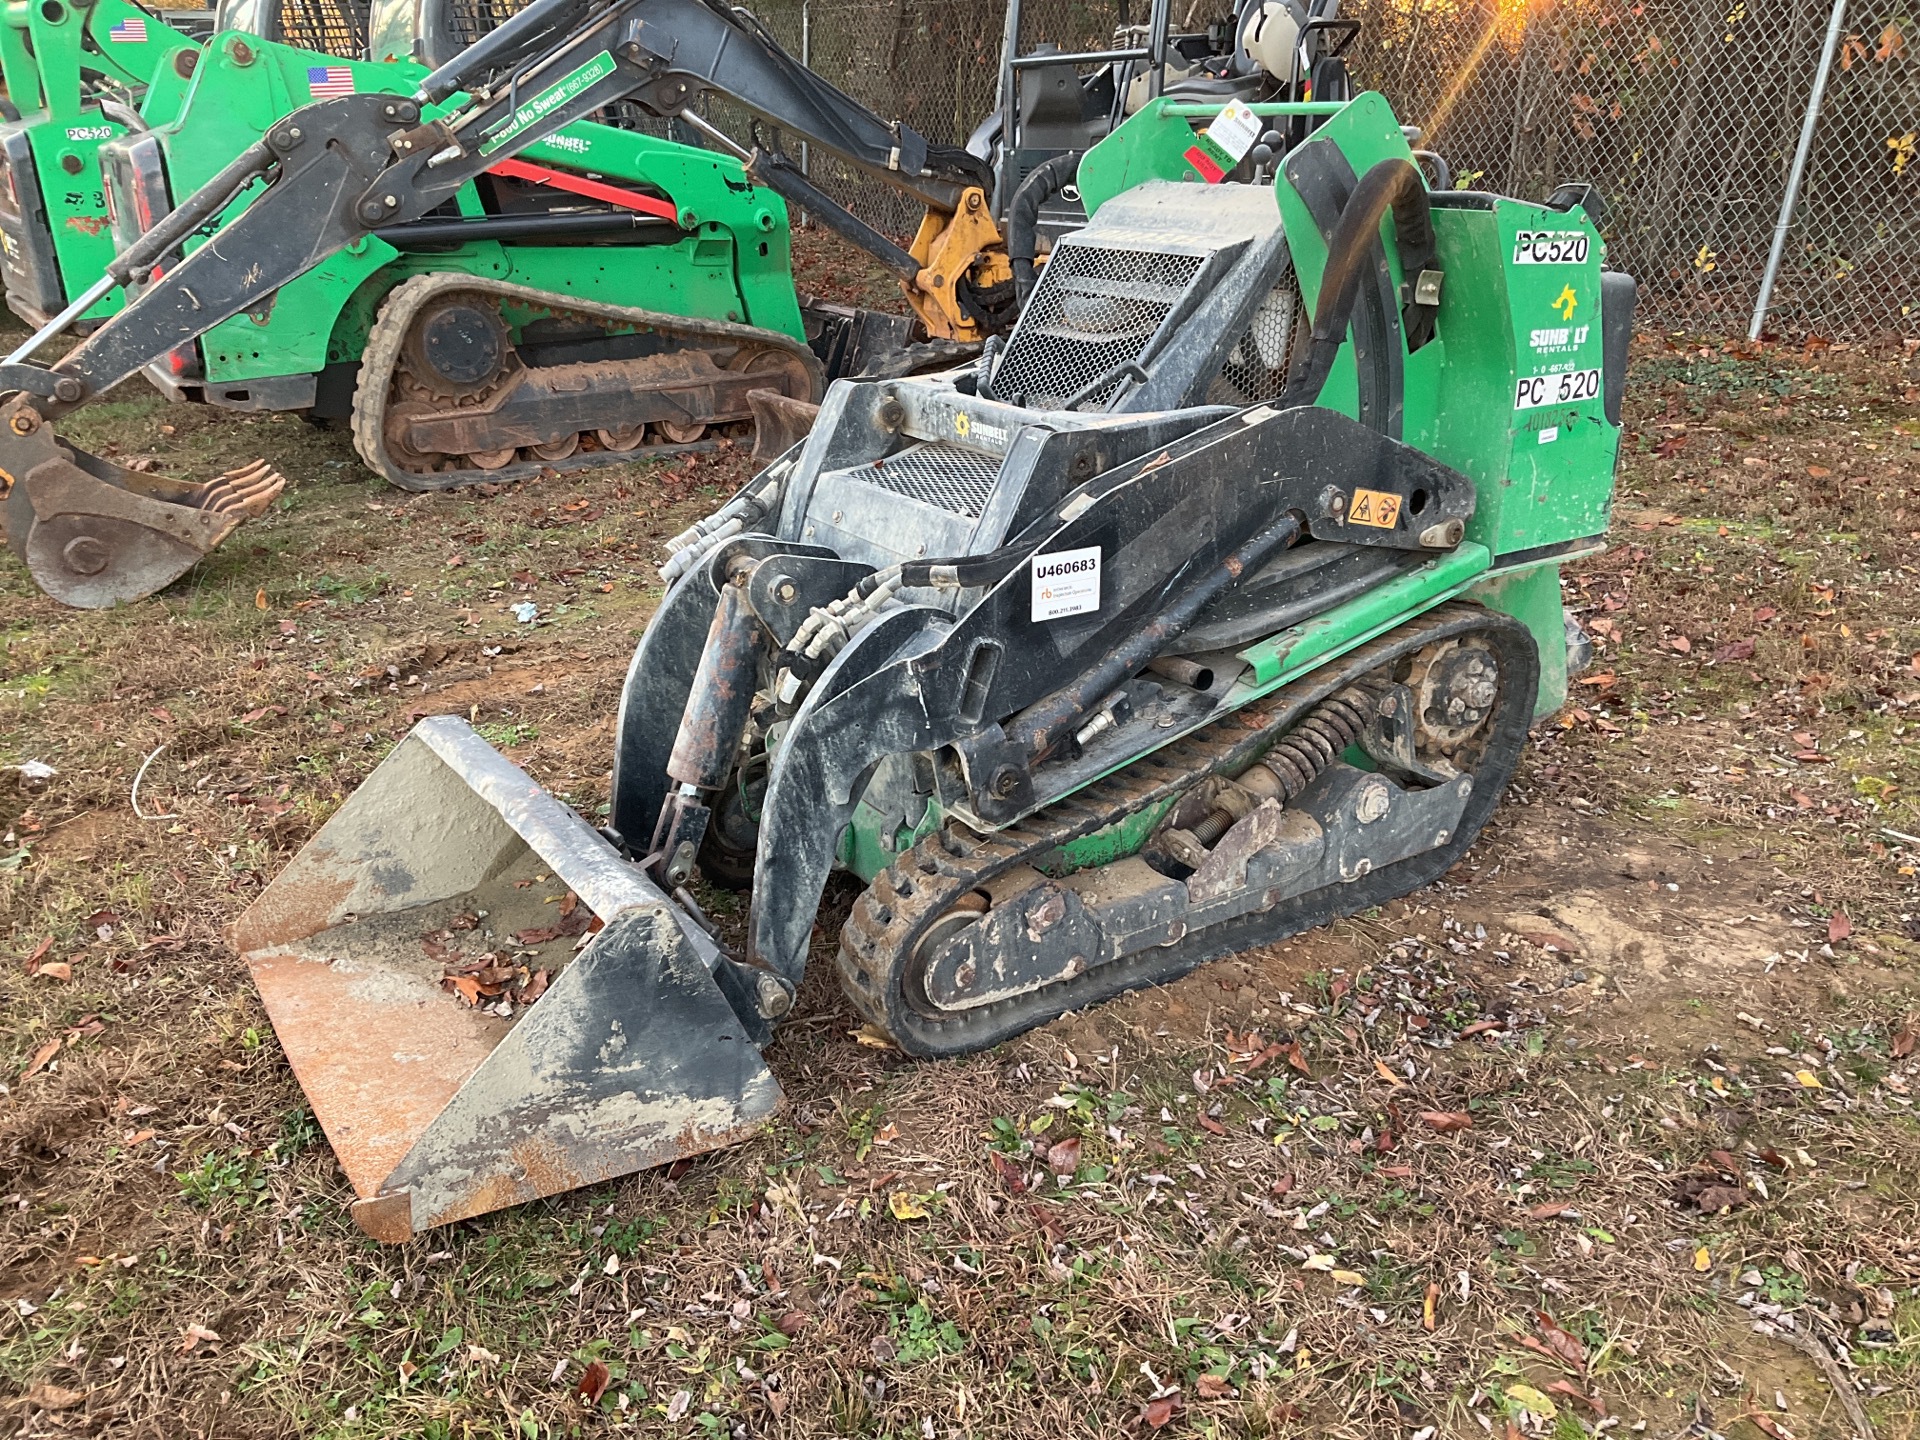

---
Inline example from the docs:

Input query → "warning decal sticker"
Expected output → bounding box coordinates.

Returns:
[1347,488,1403,529]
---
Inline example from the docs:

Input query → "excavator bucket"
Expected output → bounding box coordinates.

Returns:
[233,717,781,1242]
[1,400,283,607]
[746,388,822,469]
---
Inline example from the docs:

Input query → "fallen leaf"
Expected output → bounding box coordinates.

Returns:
[1419,1110,1472,1134]
[1712,637,1756,664]
[255,588,268,611]
[775,1310,809,1336]
[1758,1146,1789,1169]
[1330,1268,1366,1285]
[1536,1312,1589,1372]
[1196,1114,1226,1136]
[665,1389,692,1422]
[1669,634,1692,653]
[1674,1173,1749,1213]
[179,1322,221,1353]
[1545,1380,1605,1416]
[1423,1281,1439,1331]
[1505,1383,1557,1419]
[1142,1394,1183,1429]
[1196,1374,1233,1399]
[887,1191,931,1222]
[576,1359,611,1403]
[1709,1148,1740,1173]
[24,936,52,970]
[1284,1040,1312,1077]
[1807,464,1833,478]
[1027,1202,1066,1246]
[1828,911,1851,943]
[1046,1136,1082,1176]
[989,1151,1028,1195]
[1894,1028,1915,1059]
[1528,1201,1571,1220]
[1270,1174,1295,1200]
[1694,1246,1712,1272]
[443,975,483,1007]
[1373,1058,1405,1086]
[1795,1069,1824,1089]
[21,1037,61,1079]
[23,1383,85,1411]
[36,961,72,982]
[851,1024,897,1050]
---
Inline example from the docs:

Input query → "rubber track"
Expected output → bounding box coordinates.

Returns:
[350,273,823,493]
[835,602,1540,1058]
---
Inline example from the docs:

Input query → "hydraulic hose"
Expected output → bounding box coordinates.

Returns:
[1279,156,1435,408]
[1006,152,1080,303]
[1014,512,1304,761]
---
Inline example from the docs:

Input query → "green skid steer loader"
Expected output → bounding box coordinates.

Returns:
[0,0,368,330]
[99,17,822,484]
[0,0,1633,1241]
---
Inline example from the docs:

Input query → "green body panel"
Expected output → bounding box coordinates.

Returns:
[1235,543,1493,689]
[839,792,939,882]
[0,0,199,321]
[841,98,1625,872]
[146,35,802,387]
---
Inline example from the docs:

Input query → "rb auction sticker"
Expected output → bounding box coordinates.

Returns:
[1031,546,1101,621]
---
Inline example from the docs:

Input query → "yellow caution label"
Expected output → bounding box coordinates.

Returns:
[1347,488,1402,529]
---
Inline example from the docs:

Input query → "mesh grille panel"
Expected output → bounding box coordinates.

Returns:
[1213,281,1306,405]
[445,0,530,50]
[857,442,1003,519]
[992,244,1204,410]
[279,0,366,56]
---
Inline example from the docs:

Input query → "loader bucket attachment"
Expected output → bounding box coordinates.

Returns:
[233,718,782,1242]
[1,400,284,607]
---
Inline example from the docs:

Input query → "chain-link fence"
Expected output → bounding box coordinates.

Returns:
[712,0,1915,344]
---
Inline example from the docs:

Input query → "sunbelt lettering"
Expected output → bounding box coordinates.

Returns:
[1528,323,1590,352]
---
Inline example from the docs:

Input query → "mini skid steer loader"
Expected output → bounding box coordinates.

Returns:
[223,77,1633,1238]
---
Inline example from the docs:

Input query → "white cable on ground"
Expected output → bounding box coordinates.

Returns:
[131,744,178,822]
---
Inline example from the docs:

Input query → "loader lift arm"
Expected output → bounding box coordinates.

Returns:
[0,0,1013,430]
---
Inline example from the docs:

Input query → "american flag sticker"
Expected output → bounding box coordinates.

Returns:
[306,65,355,98]
[107,16,148,42]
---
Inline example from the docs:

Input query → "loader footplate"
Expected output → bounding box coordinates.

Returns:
[351,274,824,492]
[836,604,1539,1058]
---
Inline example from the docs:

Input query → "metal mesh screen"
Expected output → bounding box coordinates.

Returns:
[443,0,528,50]
[994,242,1205,408]
[1213,279,1304,403]
[278,0,366,56]
[727,0,1912,344]
[861,442,1004,517]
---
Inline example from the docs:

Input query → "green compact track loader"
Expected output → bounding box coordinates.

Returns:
[0,0,1633,1239]
[99,23,821,485]
[0,0,368,329]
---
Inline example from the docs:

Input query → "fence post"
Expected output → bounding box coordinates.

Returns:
[1748,0,1848,341]
[799,0,810,227]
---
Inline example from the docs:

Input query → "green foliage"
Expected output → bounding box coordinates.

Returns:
[176,1147,267,1209]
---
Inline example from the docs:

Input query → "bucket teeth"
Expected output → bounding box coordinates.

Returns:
[194,460,287,516]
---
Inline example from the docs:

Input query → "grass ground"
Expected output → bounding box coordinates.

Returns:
[3,271,1919,1439]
